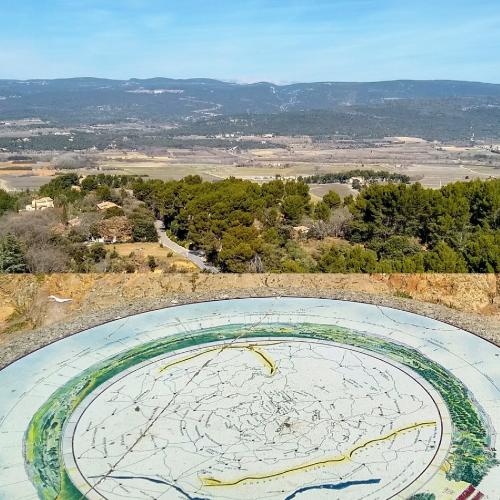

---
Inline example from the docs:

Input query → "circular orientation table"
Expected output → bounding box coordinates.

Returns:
[0,298,498,499]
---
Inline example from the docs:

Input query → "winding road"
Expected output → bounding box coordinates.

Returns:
[154,221,219,273]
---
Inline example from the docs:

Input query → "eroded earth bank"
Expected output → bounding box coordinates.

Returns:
[0,273,498,368]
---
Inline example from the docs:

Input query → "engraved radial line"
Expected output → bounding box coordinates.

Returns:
[78,312,277,499]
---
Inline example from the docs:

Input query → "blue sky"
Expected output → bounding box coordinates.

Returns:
[1,0,499,82]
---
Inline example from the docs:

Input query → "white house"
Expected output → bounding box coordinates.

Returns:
[24,197,55,211]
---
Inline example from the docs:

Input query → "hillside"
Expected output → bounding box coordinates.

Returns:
[1,78,500,140]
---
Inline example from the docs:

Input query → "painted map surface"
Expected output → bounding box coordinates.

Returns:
[0,298,498,499]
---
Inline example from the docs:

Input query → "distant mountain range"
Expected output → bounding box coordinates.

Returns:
[1,78,500,140]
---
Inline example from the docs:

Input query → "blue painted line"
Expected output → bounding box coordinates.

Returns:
[285,478,382,499]
[89,474,208,500]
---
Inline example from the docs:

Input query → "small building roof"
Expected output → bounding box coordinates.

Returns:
[292,225,310,233]
[97,201,121,211]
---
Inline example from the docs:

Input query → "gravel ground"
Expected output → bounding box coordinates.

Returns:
[1,289,498,370]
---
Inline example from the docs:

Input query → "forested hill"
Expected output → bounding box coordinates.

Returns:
[2,78,500,139]
[1,175,499,273]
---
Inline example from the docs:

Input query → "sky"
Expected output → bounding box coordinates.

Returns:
[1,0,499,83]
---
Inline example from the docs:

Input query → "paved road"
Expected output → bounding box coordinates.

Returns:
[155,221,219,273]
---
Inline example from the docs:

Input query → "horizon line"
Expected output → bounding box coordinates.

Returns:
[1,76,500,86]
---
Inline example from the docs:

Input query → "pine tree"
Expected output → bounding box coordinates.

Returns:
[0,234,28,273]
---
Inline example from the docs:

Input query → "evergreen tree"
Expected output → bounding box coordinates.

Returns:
[313,201,331,222]
[424,242,468,272]
[0,189,17,216]
[0,234,27,273]
[322,190,342,209]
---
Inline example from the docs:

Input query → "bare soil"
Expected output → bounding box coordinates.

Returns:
[0,274,498,369]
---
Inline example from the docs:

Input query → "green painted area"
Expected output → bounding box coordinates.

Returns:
[25,323,496,498]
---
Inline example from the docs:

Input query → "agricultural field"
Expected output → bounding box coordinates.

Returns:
[1,136,499,192]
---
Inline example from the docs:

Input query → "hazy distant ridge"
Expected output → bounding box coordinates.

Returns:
[1,78,500,139]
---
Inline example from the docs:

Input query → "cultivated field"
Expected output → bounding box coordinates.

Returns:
[1,136,499,192]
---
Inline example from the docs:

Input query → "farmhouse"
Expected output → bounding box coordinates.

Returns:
[24,197,54,211]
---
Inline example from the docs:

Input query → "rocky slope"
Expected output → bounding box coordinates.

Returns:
[0,273,497,332]
[1,273,498,368]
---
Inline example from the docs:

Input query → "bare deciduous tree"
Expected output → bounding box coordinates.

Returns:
[51,153,95,170]
[308,207,353,240]
[25,245,70,273]
[0,209,63,246]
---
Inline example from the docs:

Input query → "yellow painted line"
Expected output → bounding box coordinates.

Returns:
[201,421,437,487]
[158,343,278,376]
[246,346,277,375]
[440,459,451,472]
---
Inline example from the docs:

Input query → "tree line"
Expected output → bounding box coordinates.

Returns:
[1,174,499,273]
[132,176,500,273]
[303,169,411,185]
